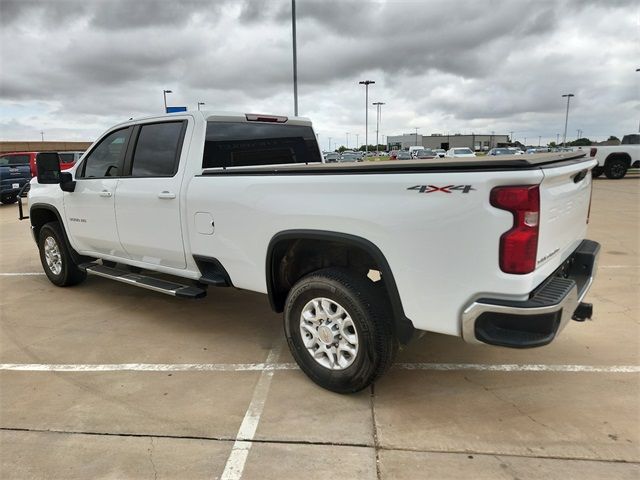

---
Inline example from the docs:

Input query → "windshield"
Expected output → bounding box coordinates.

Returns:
[454,148,472,154]
[0,154,30,166]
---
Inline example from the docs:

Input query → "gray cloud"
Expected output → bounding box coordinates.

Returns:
[0,0,637,146]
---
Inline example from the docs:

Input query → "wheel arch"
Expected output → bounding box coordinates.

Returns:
[266,229,415,343]
[30,203,64,242]
[30,203,91,264]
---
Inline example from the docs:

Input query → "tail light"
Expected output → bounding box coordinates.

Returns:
[490,185,540,274]
[590,147,597,157]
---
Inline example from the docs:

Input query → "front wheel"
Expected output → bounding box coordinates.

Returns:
[38,222,86,286]
[1,194,18,204]
[284,268,397,393]
[591,166,604,178]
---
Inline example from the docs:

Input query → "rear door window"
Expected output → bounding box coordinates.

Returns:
[130,121,185,177]
[203,122,321,168]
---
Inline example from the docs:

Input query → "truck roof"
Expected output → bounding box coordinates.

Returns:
[112,111,312,129]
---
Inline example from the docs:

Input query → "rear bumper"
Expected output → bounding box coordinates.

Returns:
[462,239,600,348]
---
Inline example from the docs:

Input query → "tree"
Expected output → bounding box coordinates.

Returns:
[568,138,592,146]
[607,135,620,142]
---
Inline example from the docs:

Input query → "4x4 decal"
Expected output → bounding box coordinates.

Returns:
[407,185,475,194]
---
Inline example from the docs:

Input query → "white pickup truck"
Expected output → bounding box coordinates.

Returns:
[24,111,600,393]
[589,134,640,179]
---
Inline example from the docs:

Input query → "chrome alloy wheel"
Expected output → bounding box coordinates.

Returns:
[44,236,62,275]
[299,297,359,370]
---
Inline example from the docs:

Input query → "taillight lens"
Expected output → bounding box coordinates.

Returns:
[590,147,597,157]
[490,185,540,274]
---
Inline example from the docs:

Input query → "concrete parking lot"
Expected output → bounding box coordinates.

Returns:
[1,176,638,479]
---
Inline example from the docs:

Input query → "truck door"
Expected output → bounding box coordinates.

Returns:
[63,127,131,257]
[114,120,189,269]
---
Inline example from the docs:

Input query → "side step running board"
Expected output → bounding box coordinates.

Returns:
[79,263,207,299]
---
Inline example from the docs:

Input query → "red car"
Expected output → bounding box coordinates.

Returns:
[0,151,82,177]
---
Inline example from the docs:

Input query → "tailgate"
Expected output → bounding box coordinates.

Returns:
[536,159,596,272]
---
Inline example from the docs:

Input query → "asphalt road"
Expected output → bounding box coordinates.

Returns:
[1,176,638,479]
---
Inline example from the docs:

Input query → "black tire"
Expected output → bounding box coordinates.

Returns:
[591,166,604,178]
[1,194,18,204]
[604,158,628,179]
[284,267,397,393]
[38,222,86,286]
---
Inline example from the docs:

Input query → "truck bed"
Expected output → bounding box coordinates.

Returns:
[201,152,588,175]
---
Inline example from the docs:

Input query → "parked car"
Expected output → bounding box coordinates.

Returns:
[0,153,32,204]
[507,147,524,155]
[25,110,599,393]
[415,149,438,159]
[396,151,412,160]
[0,151,83,177]
[433,149,446,158]
[389,150,399,159]
[340,152,360,162]
[445,147,476,158]
[487,148,513,156]
[589,134,640,179]
[324,152,341,163]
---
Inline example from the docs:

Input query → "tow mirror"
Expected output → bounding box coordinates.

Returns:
[36,152,61,184]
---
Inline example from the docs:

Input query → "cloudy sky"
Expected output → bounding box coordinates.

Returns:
[0,0,638,149]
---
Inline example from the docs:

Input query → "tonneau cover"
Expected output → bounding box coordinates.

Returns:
[201,152,588,175]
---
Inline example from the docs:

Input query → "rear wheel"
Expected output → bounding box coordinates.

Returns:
[604,158,628,179]
[284,267,397,393]
[38,222,86,286]
[1,194,17,204]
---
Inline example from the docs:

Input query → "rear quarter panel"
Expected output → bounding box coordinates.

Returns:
[186,167,556,336]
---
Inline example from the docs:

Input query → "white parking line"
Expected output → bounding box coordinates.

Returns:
[1,362,637,373]
[220,344,282,480]
[0,272,45,276]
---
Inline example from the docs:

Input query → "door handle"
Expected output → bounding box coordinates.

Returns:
[158,191,176,199]
[99,190,112,197]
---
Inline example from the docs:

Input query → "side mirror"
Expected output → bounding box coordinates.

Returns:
[60,172,76,192]
[36,152,61,184]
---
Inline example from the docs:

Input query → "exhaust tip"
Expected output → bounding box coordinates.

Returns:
[572,302,593,322]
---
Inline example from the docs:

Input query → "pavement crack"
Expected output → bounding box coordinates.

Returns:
[370,383,382,480]
[148,437,158,480]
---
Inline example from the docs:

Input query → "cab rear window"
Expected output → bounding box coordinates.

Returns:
[203,121,321,168]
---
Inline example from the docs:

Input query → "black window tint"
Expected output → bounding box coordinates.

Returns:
[59,153,74,163]
[0,154,30,166]
[203,122,321,168]
[82,128,129,178]
[131,122,184,177]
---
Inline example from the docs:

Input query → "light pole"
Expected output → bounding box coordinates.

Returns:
[414,127,420,147]
[510,131,514,144]
[562,93,574,147]
[163,89,172,113]
[291,0,298,116]
[538,136,541,147]
[40,131,44,142]
[355,134,359,150]
[556,133,560,145]
[373,102,384,153]
[197,102,205,111]
[359,80,375,155]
